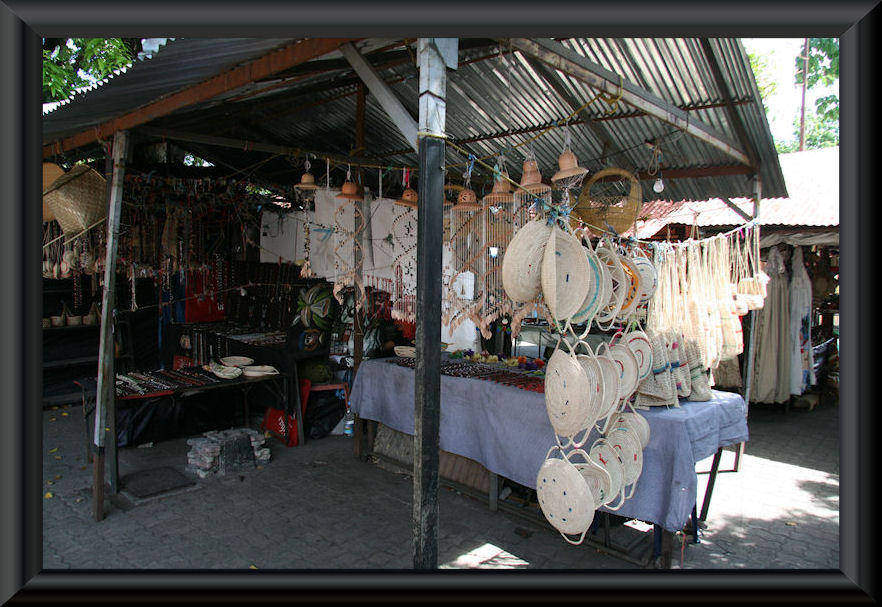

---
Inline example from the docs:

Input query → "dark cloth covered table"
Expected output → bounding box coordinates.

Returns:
[351,357,748,532]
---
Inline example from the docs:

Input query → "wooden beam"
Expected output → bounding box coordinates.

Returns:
[43,38,358,158]
[511,38,751,166]
[340,42,419,152]
[700,38,760,169]
[92,130,129,521]
[413,37,453,571]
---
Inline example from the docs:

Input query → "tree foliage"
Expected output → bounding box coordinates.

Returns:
[795,38,840,136]
[42,38,142,102]
[747,51,778,114]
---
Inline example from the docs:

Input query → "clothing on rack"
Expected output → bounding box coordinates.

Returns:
[789,246,815,395]
[750,246,791,403]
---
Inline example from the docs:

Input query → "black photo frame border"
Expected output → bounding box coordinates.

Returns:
[1,0,877,602]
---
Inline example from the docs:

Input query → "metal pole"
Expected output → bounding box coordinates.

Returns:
[92,130,129,520]
[413,38,455,570]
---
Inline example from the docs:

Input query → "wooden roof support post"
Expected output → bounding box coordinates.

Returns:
[510,38,751,166]
[92,130,129,521]
[340,42,419,153]
[413,37,456,570]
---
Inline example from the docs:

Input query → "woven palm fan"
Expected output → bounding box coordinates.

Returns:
[573,168,643,236]
[541,225,591,321]
[536,447,597,545]
[43,164,108,236]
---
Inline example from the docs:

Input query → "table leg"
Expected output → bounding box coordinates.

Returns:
[488,472,498,512]
[652,524,673,568]
[691,505,700,544]
[732,441,745,472]
[292,366,305,446]
[699,447,723,522]
[353,416,365,459]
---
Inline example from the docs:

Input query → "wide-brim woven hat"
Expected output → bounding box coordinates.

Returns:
[606,427,643,486]
[589,440,626,508]
[544,349,593,438]
[551,149,589,184]
[576,354,604,428]
[610,410,650,449]
[540,226,591,321]
[336,181,364,201]
[295,172,319,190]
[594,345,621,420]
[634,255,658,304]
[571,247,605,325]
[43,164,107,235]
[635,332,674,406]
[625,330,653,380]
[502,218,552,303]
[616,255,642,320]
[610,342,639,400]
[536,455,596,537]
[595,246,626,325]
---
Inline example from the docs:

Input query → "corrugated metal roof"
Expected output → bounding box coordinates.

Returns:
[42,37,786,202]
[631,146,838,236]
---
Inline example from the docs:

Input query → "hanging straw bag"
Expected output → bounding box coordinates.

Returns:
[43,164,108,236]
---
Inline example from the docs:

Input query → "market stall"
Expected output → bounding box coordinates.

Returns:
[41,37,786,567]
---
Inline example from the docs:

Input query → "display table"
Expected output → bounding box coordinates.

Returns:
[351,357,748,533]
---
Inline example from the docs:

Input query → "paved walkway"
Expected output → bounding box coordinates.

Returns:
[41,398,838,570]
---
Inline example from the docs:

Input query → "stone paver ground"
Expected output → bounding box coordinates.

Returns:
[41,397,838,570]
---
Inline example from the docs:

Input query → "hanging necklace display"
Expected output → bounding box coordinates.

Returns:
[391,168,417,322]
[333,165,367,310]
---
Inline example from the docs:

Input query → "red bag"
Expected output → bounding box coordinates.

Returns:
[260,379,311,447]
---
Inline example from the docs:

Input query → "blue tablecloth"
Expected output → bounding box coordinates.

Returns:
[351,357,749,532]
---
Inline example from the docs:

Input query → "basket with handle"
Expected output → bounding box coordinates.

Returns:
[573,167,643,236]
[43,164,108,236]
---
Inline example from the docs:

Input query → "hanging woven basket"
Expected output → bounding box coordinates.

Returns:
[43,164,107,235]
[573,167,643,235]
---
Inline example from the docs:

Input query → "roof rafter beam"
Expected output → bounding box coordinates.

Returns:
[340,42,419,152]
[510,38,751,166]
[699,38,760,170]
[43,37,360,159]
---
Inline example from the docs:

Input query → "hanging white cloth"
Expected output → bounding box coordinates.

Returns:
[259,210,296,263]
[366,197,397,280]
[750,246,791,403]
[789,246,814,395]
[310,189,340,279]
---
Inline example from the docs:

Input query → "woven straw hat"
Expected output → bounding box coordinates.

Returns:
[536,451,597,540]
[336,180,364,201]
[635,333,674,406]
[625,330,653,380]
[606,427,643,488]
[295,172,319,190]
[42,163,65,222]
[483,171,514,205]
[576,353,604,429]
[610,342,639,399]
[544,349,593,438]
[397,187,419,207]
[571,247,605,325]
[589,439,626,509]
[634,254,658,304]
[551,149,589,184]
[502,218,552,302]
[43,164,107,235]
[573,167,643,235]
[594,343,621,420]
[595,246,626,325]
[611,410,650,449]
[616,254,642,320]
[541,226,591,321]
[569,449,613,509]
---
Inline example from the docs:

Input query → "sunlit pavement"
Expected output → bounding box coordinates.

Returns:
[41,398,837,570]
